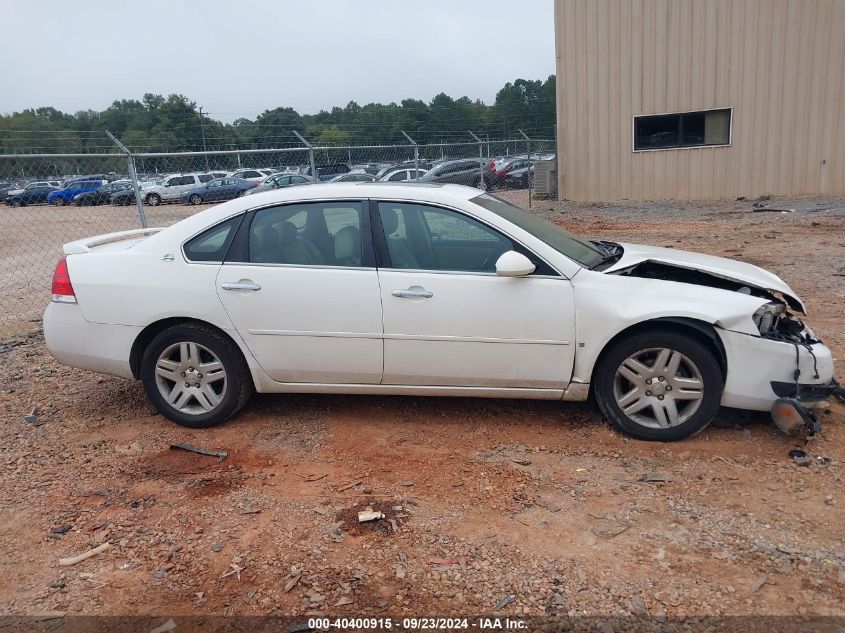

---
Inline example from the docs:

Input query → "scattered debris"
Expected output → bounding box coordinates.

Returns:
[591,522,632,539]
[788,449,807,459]
[494,594,517,610]
[241,505,260,515]
[641,472,675,483]
[429,557,460,566]
[511,458,532,466]
[169,443,227,460]
[24,407,37,424]
[337,480,363,492]
[51,525,72,535]
[58,542,110,566]
[220,563,243,581]
[358,506,385,522]
[210,541,225,552]
[751,574,768,593]
[400,480,415,487]
[283,573,301,593]
[334,596,354,607]
[291,472,327,482]
[149,619,177,633]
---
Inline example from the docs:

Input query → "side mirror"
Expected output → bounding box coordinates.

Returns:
[495,251,535,277]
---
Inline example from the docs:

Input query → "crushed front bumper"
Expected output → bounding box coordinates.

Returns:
[717,328,835,411]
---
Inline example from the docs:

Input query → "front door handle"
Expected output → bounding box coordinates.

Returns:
[392,287,433,299]
[221,280,261,291]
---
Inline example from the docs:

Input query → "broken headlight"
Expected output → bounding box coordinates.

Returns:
[752,302,785,335]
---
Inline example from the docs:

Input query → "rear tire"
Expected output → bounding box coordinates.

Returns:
[147,193,161,206]
[189,194,202,205]
[140,324,253,428]
[10,199,22,208]
[52,197,65,206]
[593,329,723,441]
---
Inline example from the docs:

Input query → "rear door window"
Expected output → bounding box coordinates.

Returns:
[183,216,242,262]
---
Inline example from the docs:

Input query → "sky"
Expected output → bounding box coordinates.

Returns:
[1,0,555,123]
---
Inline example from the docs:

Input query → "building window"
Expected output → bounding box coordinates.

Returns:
[634,108,731,151]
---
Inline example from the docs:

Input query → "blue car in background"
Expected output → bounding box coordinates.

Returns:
[47,180,105,206]
[180,177,256,205]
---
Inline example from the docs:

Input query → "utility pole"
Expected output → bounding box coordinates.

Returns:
[198,106,209,171]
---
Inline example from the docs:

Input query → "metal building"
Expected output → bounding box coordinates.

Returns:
[554,0,845,201]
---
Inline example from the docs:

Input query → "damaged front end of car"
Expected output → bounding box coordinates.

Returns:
[605,252,838,437]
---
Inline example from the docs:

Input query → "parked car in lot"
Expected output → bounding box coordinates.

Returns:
[140,174,218,205]
[5,184,59,207]
[378,168,428,182]
[5,180,63,197]
[228,169,272,184]
[503,165,533,189]
[47,180,106,206]
[44,183,836,441]
[330,172,378,183]
[302,163,350,181]
[418,159,496,189]
[73,181,134,206]
[180,178,256,205]
[247,173,318,195]
[496,158,531,185]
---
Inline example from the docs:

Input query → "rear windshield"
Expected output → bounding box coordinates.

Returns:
[470,193,605,268]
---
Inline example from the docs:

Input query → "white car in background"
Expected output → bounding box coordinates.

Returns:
[140,173,222,205]
[229,168,274,184]
[44,183,835,441]
[379,168,428,182]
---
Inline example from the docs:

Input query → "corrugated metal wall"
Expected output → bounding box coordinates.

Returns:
[554,0,845,201]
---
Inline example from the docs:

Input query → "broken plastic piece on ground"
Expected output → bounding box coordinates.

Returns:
[788,449,807,459]
[357,506,385,522]
[494,594,517,610]
[771,398,820,437]
[169,442,227,460]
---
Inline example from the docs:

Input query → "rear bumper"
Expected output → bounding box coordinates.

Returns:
[43,302,140,380]
[717,328,834,411]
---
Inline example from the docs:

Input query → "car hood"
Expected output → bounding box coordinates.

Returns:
[604,242,805,313]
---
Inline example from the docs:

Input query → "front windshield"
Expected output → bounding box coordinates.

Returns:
[471,193,605,268]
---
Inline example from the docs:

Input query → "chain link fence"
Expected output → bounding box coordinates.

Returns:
[0,135,554,337]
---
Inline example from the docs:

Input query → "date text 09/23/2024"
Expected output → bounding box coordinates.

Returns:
[305,617,526,630]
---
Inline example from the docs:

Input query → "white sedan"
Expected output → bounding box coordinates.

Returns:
[44,183,835,441]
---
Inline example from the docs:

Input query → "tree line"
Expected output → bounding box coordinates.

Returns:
[0,76,555,155]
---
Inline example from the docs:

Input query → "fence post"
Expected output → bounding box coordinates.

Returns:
[468,131,484,190]
[293,130,316,179]
[518,129,532,210]
[105,130,148,229]
[401,131,419,176]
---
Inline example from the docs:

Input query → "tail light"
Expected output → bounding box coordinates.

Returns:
[51,256,77,303]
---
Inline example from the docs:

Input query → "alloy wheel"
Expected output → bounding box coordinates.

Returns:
[154,341,227,415]
[612,347,704,429]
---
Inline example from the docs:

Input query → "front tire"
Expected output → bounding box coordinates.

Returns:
[141,324,253,428]
[52,197,65,206]
[189,194,202,205]
[593,330,723,441]
[146,193,161,206]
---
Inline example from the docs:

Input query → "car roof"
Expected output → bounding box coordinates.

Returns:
[163,182,476,238]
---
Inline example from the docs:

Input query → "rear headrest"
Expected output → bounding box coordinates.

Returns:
[279,221,298,244]
[381,208,399,235]
[253,225,280,262]
[334,225,360,261]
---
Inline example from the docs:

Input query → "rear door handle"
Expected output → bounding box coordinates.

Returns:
[392,287,433,299]
[221,280,261,291]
